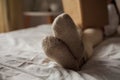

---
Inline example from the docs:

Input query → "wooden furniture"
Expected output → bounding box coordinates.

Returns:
[0,0,9,33]
[24,12,61,28]
[62,0,108,29]
[0,0,23,32]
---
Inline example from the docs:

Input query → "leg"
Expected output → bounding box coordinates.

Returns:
[42,36,80,71]
[52,13,84,65]
[83,28,103,59]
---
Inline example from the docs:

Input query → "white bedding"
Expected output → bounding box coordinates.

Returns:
[0,24,120,80]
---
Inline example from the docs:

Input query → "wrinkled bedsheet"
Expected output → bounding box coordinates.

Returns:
[0,24,120,80]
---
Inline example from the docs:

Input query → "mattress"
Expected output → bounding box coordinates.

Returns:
[0,24,120,80]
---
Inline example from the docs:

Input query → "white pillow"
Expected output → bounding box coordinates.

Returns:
[115,0,120,13]
[117,25,120,34]
[104,4,119,36]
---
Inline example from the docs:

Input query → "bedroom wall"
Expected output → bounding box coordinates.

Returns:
[23,0,63,27]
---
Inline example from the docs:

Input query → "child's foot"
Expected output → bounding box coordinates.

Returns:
[52,13,84,65]
[42,36,80,71]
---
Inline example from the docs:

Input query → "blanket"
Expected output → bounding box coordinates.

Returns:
[0,24,120,80]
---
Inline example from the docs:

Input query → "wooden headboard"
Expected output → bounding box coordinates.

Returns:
[62,0,108,29]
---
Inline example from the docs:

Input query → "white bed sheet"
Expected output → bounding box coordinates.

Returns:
[0,24,120,80]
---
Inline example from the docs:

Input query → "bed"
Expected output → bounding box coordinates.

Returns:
[0,24,120,80]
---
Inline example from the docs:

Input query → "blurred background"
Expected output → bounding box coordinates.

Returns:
[1,0,120,33]
[0,0,63,33]
[23,0,63,27]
